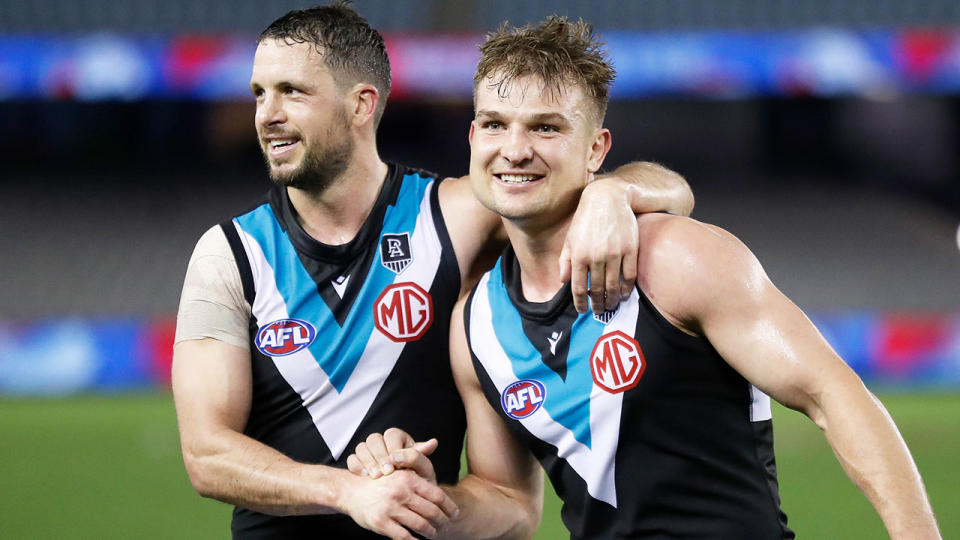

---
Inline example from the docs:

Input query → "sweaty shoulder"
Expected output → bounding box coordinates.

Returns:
[635,213,769,334]
[174,225,251,349]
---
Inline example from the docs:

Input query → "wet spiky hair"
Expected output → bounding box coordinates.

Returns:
[474,16,615,125]
[259,1,391,127]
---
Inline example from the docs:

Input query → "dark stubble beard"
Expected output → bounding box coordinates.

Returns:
[264,109,355,195]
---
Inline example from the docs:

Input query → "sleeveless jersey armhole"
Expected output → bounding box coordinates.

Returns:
[429,177,462,297]
[220,220,256,306]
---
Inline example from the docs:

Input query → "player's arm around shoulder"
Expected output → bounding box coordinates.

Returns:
[438,175,507,297]
[563,161,694,314]
[439,163,695,308]
[443,297,544,539]
[593,161,695,217]
[634,214,941,540]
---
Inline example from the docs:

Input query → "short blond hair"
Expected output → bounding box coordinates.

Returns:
[474,16,615,126]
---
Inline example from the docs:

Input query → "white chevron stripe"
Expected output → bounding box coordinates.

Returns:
[750,384,772,421]
[469,274,641,507]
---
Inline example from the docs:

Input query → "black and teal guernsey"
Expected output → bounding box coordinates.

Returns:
[221,163,465,539]
[465,246,793,539]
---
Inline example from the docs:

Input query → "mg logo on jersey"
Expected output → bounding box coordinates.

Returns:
[380,233,412,274]
[501,379,546,420]
[255,319,317,357]
[374,282,434,342]
[590,330,645,393]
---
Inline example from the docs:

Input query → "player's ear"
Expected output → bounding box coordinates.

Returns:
[350,83,379,128]
[587,128,612,173]
[468,121,476,145]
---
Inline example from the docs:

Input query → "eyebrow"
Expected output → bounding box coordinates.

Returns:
[475,110,571,125]
[529,112,569,125]
[475,109,502,120]
[249,79,300,92]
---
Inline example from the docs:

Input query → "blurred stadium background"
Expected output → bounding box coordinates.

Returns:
[1,0,959,537]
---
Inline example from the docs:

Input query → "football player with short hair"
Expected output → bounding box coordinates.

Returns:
[350,15,941,540]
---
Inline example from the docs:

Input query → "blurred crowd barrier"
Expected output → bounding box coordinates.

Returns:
[3,28,960,101]
[0,318,174,395]
[0,313,957,396]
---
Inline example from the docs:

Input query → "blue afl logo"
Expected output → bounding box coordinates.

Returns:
[255,319,316,357]
[501,379,546,420]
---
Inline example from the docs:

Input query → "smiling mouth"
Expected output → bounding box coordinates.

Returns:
[496,173,544,184]
[266,138,299,157]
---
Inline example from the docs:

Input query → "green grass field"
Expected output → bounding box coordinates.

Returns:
[0,392,956,538]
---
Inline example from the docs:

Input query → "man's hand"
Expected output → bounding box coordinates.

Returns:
[347,428,439,482]
[344,428,455,539]
[561,161,694,314]
[340,469,459,540]
[561,178,639,314]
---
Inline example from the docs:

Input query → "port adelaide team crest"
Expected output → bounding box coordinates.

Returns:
[380,233,412,273]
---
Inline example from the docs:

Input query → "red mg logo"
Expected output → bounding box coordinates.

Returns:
[374,282,434,342]
[590,330,645,394]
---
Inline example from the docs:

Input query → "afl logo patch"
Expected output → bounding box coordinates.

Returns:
[501,380,546,420]
[380,233,412,274]
[590,330,645,394]
[255,319,316,357]
[374,282,434,342]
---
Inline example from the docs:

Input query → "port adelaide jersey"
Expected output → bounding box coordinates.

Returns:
[222,163,465,538]
[465,247,794,539]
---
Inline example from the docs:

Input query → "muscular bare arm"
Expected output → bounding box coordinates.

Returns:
[172,338,339,515]
[441,298,544,539]
[599,161,694,216]
[172,339,457,540]
[636,214,940,540]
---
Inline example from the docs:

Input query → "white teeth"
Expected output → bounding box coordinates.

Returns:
[269,140,295,149]
[500,174,538,184]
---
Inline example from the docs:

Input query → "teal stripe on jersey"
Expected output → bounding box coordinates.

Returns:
[486,259,605,449]
[235,173,429,393]
[334,172,428,380]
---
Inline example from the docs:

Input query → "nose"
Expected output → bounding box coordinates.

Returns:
[500,128,533,164]
[255,92,286,128]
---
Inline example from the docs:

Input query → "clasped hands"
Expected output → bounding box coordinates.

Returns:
[343,428,453,540]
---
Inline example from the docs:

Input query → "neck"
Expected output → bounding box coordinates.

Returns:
[504,217,572,303]
[288,146,388,246]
